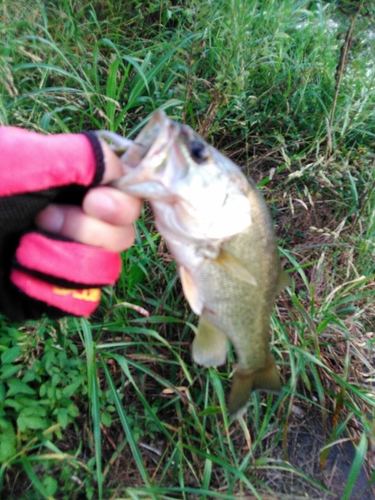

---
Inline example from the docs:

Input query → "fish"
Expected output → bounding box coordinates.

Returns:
[97,110,288,418]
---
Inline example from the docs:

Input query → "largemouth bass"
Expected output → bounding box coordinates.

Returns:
[98,110,288,418]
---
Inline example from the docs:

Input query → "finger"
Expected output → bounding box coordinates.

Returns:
[99,140,124,183]
[35,205,136,252]
[82,186,142,226]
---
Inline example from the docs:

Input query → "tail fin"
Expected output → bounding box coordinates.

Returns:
[228,356,282,419]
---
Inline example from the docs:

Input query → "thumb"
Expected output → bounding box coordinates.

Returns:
[99,141,124,184]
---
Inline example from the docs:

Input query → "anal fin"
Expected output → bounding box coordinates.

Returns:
[276,269,290,293]
[192,315,228,367]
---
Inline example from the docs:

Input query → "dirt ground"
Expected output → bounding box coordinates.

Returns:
[262,405,375,499]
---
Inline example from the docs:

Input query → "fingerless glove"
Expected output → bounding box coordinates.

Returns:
[0,127,121,321]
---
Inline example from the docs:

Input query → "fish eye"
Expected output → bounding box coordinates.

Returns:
[189,140,209,164]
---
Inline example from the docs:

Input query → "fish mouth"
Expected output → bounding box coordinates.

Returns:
[113,109,183,198]
[119,109,178,170]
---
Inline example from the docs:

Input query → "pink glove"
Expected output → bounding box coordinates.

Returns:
[0,127,122,321]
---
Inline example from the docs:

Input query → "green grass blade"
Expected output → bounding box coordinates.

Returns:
[342,433,368,500]
[79,318,103,500]
[21,456,51,499]
[100,355,152,490]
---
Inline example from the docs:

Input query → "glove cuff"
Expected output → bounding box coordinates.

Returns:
[81,131,105,186]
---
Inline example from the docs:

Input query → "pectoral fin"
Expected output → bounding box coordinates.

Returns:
[179,266,203,315]
[228,356,282,419]
[212,249,257,286]
[192,316,228,367]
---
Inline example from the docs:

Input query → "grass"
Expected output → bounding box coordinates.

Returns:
[0,0,374,498]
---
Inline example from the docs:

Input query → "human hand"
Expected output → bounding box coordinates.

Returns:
[0,128,141,321]
[35,141,141,253]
